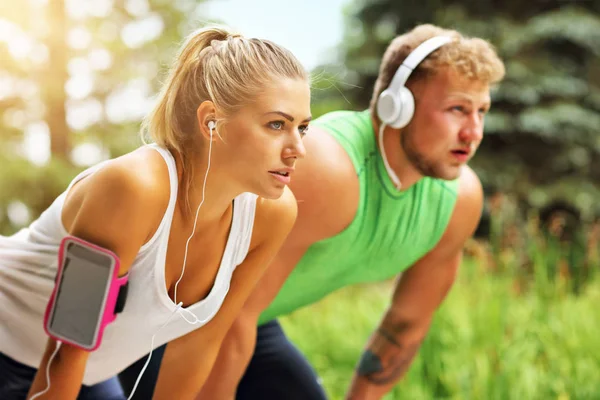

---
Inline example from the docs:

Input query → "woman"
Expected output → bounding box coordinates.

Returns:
[0,25,311,400]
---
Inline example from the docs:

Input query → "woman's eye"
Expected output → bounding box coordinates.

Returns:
[299,125,309,136]
[269,121,284,130]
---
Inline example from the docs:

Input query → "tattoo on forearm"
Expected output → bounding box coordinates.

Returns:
[356,350,384,375]
[376,328,402,347]
[356,328,423,385]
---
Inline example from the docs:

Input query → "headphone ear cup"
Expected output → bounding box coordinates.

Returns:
[377,89,400,126]
[389,87,415,129]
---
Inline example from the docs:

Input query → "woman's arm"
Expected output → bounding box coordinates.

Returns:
[28,339,89,400]
[27,160,167,400]
[153,186,299,400]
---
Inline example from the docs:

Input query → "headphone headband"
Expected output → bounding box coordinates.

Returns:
[387,36,453,94]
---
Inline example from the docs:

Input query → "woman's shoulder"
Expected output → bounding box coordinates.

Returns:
[73,147,170,206]
[61,146,173,248]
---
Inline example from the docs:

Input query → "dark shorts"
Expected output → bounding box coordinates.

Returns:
[118,319,328,399]
[0,352,125,400]
[236,319,328,400]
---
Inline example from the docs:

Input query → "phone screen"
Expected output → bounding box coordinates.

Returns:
[48,241,114,348]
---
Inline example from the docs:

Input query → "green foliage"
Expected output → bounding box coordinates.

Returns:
[0,152,80,235]
[281,247,600,400]
[0,0,212,233]
[310,65,359,119]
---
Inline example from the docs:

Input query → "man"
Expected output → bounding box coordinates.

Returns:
[121,23,506,400]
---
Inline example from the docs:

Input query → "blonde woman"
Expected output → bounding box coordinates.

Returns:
[0,26,311,400]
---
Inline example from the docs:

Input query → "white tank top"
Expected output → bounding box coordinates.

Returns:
[0,144,257,385]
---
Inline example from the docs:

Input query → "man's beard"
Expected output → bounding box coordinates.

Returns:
[400,127,461,180]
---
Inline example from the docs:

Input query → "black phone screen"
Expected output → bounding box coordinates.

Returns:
[48,241,114,347]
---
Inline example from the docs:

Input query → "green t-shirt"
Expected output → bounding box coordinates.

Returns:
[259,110,460,324]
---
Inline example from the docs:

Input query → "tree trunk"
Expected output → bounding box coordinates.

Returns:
[43,0,70,162]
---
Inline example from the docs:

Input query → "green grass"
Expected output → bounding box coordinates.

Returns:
[280,257,600,400]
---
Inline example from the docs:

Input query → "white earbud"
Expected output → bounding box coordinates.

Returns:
[207,120,216,131]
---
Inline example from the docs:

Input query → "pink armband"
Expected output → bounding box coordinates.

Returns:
[43,235,129,351]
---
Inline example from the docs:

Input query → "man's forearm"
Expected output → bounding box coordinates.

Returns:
[346,318,427,400]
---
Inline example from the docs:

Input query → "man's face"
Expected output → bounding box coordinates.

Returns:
[401,67,491,180]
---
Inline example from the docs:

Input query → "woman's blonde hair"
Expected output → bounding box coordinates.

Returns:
[370,24,506,118]
[142,25,308,213]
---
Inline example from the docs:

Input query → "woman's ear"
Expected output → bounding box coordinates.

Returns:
[196,101,218,141]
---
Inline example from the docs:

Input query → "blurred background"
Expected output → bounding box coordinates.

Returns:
[1,0,599,398]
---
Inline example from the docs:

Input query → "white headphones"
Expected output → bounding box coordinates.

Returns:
[376,36,453,129]
[207,120,215,133]
[375,35,453,190]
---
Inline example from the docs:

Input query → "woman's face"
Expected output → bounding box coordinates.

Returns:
[216,76,312,199]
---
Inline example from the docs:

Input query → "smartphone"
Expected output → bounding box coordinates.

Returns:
[44,236,128,351]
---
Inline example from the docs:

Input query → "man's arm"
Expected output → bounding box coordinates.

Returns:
[346,166,484,400]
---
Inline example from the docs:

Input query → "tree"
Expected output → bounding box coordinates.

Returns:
[0,0,209,234]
